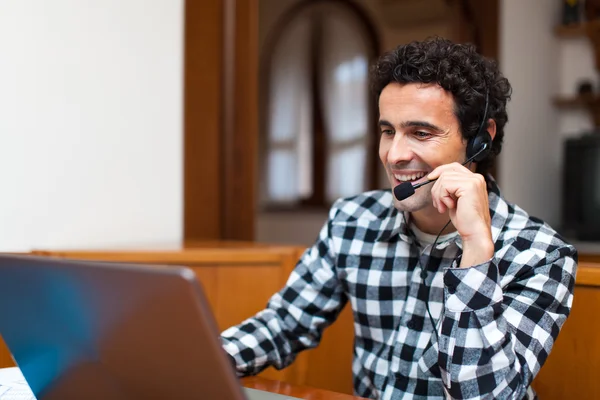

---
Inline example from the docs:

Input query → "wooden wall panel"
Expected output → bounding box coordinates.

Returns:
[221,0,258,240]
[531,284,600,399]
[301,306,355,394]
[192,267,219,313]
[184,0,223,240]
[192,265,283,330]
[184,0,258,241]
[0,337,12,368]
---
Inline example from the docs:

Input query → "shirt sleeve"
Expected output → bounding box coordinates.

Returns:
[220,205,347,377]
[437,242,577,399]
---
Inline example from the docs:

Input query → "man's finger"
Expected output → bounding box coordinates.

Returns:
[427,162,469,180]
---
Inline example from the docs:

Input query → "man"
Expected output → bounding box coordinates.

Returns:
[221,37,577,399]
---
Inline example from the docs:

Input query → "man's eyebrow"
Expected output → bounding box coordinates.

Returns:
[399,120,444,132]
[377,119,445,133]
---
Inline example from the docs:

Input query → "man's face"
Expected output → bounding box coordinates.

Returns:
[378,82,467,212]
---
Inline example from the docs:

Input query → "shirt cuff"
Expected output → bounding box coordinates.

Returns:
[221,336,246,377]
[443,259,503,312]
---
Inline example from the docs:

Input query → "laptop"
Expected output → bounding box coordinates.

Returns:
[0,254,301,400]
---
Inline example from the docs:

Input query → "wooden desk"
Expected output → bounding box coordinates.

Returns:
[242,377,367,400]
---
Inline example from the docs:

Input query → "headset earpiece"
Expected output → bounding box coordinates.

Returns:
[465,89,492,163]
[466,130,492,162]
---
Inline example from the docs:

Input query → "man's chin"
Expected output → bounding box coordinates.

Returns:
[390,189,430,212]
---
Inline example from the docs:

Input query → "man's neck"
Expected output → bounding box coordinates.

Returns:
[409,206,456,236]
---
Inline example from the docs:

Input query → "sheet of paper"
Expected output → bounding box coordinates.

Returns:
[0,368,28,386]
[0,368,36,400]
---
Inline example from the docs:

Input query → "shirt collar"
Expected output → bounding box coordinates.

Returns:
[486,174,509,245]
[376,174,509,247]
[375,207,411,243]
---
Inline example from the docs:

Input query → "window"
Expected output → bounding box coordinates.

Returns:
[260,1,379,209]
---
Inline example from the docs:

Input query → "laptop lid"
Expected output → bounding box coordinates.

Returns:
[0,254,261,400]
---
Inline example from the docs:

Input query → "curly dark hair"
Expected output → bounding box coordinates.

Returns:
[369,36,512,174]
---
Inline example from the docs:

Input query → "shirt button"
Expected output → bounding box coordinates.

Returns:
[444,274,457,294]
[407,319,416,329]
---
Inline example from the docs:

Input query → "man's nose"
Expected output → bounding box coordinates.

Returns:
[387,134,415,165]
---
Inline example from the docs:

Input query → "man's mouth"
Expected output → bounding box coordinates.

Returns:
[393,171,428,184]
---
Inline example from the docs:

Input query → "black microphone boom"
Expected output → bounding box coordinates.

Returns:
[393,180,431,201]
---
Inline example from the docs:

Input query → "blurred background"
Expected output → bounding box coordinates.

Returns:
[0,0,599,251]
[2,3,599,397]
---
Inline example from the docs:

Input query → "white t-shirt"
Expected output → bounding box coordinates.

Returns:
[410,222,458,247]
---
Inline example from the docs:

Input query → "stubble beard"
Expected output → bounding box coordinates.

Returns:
[391,185,433,213]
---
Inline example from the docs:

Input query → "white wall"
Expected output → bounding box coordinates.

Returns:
[0,0,183,251]
[499,0,562,226]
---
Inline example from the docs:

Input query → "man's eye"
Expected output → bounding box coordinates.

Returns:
[381,129,394,136]
[415,131,431,138]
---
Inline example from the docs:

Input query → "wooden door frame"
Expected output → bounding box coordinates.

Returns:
[183,0,258,242]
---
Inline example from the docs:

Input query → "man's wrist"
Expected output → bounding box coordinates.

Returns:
[459,236,494,268]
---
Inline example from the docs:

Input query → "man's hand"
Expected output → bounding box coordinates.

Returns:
[427,163,494,268]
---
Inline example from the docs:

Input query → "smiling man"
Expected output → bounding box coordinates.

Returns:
[221,37,577,399]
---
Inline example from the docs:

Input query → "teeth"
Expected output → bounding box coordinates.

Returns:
[394,172,426,182]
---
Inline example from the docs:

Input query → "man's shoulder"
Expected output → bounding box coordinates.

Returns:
[328,189,395,223]
[499,199,576,256]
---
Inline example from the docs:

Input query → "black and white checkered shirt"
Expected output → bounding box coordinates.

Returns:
[221,177,577,399]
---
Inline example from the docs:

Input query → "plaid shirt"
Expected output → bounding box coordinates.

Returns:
[221,177,577,399]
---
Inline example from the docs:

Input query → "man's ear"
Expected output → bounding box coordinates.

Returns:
[487,118,497,141]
